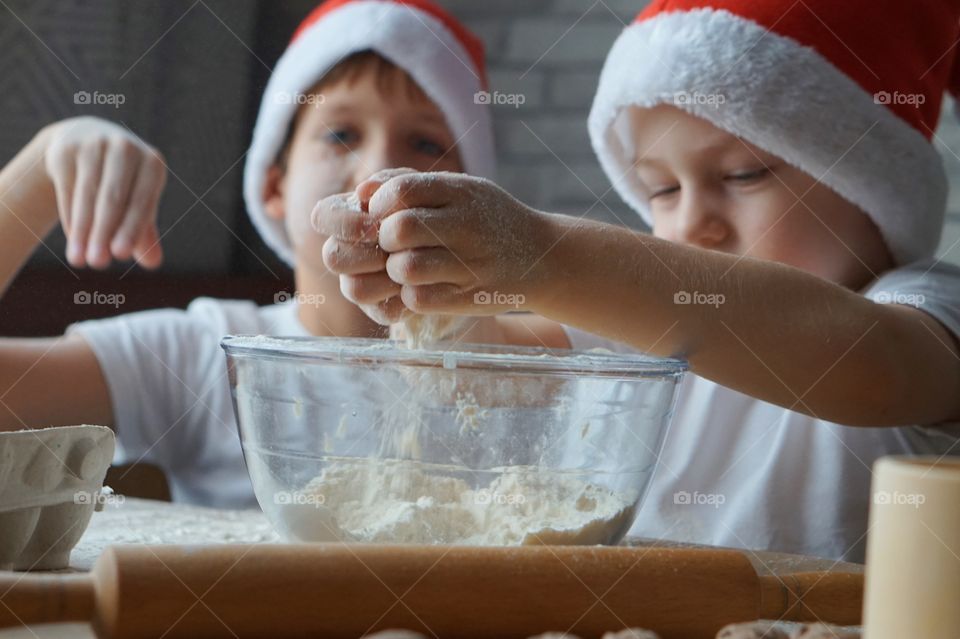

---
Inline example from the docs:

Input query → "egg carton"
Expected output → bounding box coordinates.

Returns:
[0,425,115,571]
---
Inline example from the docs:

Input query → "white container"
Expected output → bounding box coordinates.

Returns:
[0,425,114,571]
[863,455,960,638]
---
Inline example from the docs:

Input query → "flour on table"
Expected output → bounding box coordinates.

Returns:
[287,458,635,545]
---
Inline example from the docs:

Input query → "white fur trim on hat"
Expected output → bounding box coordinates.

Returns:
[589,8,947,265]
[243,1,495,266]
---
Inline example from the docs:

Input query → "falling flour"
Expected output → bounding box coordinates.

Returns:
[289,458,636,545]
[390,312,467,349]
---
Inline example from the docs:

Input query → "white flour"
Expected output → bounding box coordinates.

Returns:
[293,458,635,545]
[390,313,466,349]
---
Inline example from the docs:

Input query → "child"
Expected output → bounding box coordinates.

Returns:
[316,0,960,561]
[0,0,495,507]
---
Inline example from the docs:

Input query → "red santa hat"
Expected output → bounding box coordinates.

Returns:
[244,0,495,266]
[589,0,960,265]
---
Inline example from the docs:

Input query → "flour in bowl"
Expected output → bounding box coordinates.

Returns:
[288,458,636,545]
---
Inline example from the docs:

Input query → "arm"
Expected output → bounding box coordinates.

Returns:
[347,172,959,427]
[0,118,167,432]
[535,215,960,426]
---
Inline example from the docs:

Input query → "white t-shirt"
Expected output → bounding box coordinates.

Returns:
[69,259,960,560]
[69,298,309,508]
[566,258,960,562]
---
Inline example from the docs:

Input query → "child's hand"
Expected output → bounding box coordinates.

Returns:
[43,117,166,269]
[365,171,555,316]
[313,169,417,325]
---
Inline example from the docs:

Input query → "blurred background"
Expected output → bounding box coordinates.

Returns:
[1,0,959,336]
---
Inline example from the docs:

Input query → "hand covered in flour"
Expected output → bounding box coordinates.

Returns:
[358,170,554,317]
[313,168,416,325]
[43,117,166,269]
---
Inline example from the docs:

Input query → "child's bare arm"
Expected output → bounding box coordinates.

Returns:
[0,117,167,431]
[357,172,960,427]
[537,215,960,426]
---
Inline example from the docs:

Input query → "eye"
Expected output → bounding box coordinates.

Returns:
[726,167,770,183]
[412,136,447,158]
[324,128,359,147]
[649,185,680,200]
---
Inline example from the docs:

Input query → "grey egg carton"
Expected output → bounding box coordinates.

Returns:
[0,425,115,571]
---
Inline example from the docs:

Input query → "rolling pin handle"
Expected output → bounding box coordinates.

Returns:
[758,572,863,626]
[0,573,95,629]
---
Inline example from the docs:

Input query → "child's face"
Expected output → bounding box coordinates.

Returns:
[630,105,892,287]
[266,64,463,271]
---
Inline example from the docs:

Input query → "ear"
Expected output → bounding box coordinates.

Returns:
[264,165,285,221]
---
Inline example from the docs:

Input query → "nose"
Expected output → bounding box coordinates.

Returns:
[673,189,729,248]
[349,134,408,190]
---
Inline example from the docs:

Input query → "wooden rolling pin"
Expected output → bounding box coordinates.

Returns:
[0,544,861,639]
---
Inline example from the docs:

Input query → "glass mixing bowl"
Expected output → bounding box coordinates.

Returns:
[222,336,686,546]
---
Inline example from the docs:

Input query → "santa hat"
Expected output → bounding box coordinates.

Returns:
[590,0,960,265]
[244,0,495,266]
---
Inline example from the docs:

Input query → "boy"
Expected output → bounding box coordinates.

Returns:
[316,0,960,561]
[0,0,495,507]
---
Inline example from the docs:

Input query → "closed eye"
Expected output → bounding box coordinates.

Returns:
[725,167,770,183]
[649,185,680,199]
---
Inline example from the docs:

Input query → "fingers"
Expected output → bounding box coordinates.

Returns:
[355,168,418,210]
[86,138,142,268]
[111,149,166,262]
[368,172,468,221]
[47,120,166,271]
[377,207,464,253]
[339,272,402,307]
[67,139,105,267]
[311,193,376,243]
[385,248,472,286]
[45,145,75,249]
[131,217,163,270]
[399,283,472,315]
[361,296,410,326]
[322,236,387,275]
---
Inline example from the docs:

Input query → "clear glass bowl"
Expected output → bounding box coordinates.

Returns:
[222,336,686,546]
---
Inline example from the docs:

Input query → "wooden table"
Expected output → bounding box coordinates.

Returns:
[0,499,864,638]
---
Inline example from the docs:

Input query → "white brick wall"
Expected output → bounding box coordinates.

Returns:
[441,0,960,266]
